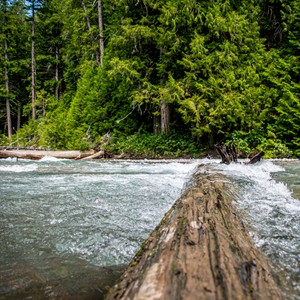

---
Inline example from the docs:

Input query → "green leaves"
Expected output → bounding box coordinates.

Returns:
[0,0,298,157]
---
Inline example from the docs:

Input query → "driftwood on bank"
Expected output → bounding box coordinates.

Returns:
[0,149,95,160]
[79,149,105,161]
[106,169,281,300]
[215,143,264,164]
[215,143,238,164]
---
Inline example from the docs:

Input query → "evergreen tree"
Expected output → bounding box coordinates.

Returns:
[0,0,298,156]
[1,0,12,138]
[0,0,29,136]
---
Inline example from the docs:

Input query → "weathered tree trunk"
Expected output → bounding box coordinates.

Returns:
[31,1,36,120]
[55,44,60,101]
[0,149,95,160]
[215,143,264,165]
[215,143,238,164]
[247,151,265,164]
[159,47,170,136]
[97,0,104,67]
[106,170,282,300]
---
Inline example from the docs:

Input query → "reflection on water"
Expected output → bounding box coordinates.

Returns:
[1,255,125,300]
[0,158,198,299]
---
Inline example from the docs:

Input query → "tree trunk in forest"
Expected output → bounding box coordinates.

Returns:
[159,47,170,135]
[81,0,100,65]
[153,114,160,134]
[106,169,282,300]
[161,100,170,135]
[55,45,60,100]
[17,104,21,131]
[97,0,104,67]
[31,1,36,120]
[4,1,12,139]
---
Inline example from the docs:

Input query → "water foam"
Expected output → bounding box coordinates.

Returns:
[211,159,300,299]
[214,160,291,197]
[0,164,38,173]
[39,156,61,162]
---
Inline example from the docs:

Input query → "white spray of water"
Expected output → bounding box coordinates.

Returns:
[208,159,300,299]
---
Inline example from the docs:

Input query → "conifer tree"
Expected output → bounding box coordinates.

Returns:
[1,0,12,138]
[0,0,28,136]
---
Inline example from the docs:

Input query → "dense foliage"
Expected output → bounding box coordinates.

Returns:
[0,0,299,157]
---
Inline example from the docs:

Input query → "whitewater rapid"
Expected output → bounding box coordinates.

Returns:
[0,157,299,299]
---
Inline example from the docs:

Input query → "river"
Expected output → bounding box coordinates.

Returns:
[0,158,299,299]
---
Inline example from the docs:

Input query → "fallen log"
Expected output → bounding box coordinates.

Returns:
[215,143,264,164]
[106,168,282,300]
[0,149,95,160]
[79,149,105,161]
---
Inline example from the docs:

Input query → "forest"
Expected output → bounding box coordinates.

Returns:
[0,0,299,158]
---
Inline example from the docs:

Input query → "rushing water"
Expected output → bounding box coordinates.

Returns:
[0,158,198,299]
[0,158,299,299]
[212,159,300,299]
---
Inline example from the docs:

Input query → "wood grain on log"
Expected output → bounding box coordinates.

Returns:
[106,168,282,300]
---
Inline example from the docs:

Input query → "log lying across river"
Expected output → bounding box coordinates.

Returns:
[106,167,282,300]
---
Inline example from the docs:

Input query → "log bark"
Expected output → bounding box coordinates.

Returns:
[0,149,95,160]
[106,169,282,300]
